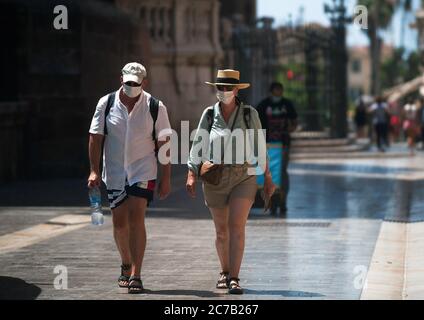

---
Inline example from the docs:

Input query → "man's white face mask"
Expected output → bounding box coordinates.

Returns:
[216,90,235,104]
[123,83,142,98]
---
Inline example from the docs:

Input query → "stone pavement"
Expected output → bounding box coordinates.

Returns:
[0,211,380,300]
[0,145,423,300]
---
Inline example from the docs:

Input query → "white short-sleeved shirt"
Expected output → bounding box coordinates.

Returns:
[89,88,172,190]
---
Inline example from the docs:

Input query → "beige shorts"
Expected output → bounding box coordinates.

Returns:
[202,164,258,208]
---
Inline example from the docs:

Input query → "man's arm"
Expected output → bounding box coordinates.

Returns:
[288,118,298,133]
[88,134,104,187]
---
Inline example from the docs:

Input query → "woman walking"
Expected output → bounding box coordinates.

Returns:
[186,69,275,295]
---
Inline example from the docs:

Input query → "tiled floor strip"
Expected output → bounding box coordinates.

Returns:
[361,222,424,300]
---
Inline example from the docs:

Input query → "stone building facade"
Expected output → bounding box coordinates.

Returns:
[115,0,223,129]
[348,45,394,99]
[0,0,258,182]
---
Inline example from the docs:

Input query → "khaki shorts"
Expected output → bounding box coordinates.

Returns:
[202,164,258,208]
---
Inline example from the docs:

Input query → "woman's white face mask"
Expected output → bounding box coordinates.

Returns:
[123,84,142,98]
[216,90,235,104]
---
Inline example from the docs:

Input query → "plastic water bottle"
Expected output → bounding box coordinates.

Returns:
[88,186,104,226]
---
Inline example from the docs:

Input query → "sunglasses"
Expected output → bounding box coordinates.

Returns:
[124,81,142,87]
[216,85,235,91]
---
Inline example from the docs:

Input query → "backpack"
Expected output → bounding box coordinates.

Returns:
[103,91,160,153]
[374,103,388,124]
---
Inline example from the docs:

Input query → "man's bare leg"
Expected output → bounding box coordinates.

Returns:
[111,200,131,286]
[127,196,148,278]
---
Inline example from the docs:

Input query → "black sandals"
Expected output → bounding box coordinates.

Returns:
[228,277,243,295]
[128,276,144,294]
[216,271,230,289]
[118,264,131,288]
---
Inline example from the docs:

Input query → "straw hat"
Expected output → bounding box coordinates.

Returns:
[205,69,250,89]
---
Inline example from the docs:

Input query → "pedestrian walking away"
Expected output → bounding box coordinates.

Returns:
[369,96,390,152]
[186,69,276,295]
[402,99,421,156]
[87,62,173,294]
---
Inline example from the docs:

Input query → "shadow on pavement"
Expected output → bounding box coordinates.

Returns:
[143,289,225,298]
[244,289,324,298]
[142,288,324,298]
[0,276,42,300]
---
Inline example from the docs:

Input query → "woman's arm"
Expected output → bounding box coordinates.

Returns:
[186,107,213,197]
[187,107,212,176]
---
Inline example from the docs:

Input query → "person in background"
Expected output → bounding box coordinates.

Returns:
[388,101,402,144]
[419,100,424,150]
[354,98,368,139]
[369,96,390,152]
[402,99,420,156]
[256,82,298,216]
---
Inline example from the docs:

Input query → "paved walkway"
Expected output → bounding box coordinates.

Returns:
[0,145,423,300]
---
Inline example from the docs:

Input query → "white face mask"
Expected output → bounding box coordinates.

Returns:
[123,84,142,98]
[216,90,235,104]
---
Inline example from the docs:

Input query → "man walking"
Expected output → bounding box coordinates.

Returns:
[87,62,172,294]
[256,82,297,216]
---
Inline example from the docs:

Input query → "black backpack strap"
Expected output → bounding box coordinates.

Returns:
[243,106,251,129]
[104,92,116,136]
[102,91,116,162]
[206,107,215,133]
[235,97,251,129]
[149,96,160,153]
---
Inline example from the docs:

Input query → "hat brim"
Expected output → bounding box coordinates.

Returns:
[123,74,142,84]
[205,82,250,90]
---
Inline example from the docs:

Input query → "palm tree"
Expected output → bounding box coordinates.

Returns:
[357,0,396,95]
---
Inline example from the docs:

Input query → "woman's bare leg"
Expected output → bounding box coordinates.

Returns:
[228,198,254,279]
[209,207,230,273]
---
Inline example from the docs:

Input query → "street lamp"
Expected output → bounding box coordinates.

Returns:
[324,0,350,138]
[324,0,352,26]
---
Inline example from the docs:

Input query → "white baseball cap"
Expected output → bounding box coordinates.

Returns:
[122,62,147,84]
